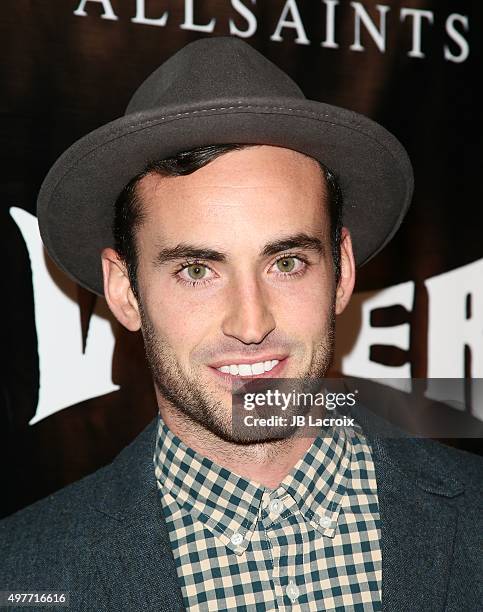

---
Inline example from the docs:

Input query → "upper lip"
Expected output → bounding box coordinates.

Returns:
[208,354,288,368]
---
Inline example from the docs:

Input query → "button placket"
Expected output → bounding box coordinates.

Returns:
[285,579,300,603]
[318,514,331,529]
[269,498,284,517]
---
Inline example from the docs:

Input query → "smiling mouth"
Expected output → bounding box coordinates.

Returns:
[217,359,278,376]
[209,357,287,379]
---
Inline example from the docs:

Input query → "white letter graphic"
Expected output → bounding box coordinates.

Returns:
[321,0,339,49]
[73,0,118,20]
[335,281,414,392]
[400,8,434,58]
[425,258,483,420]
[181,0,216,33]
[350,2,390,52]
[230,0,257,38]
[445,14,470,64]
[10,208,119,424]
[132,0,168,27]
[270,0,310,45]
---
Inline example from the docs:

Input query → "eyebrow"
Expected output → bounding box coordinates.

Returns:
[153,232,325,266]
[261,232,325,257]
[153,244,227,266]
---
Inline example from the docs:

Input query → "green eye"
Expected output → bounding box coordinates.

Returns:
[276,257,296,273]
[187,264,207,280]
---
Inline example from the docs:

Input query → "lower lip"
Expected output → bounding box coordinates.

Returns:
[209,358,288,381]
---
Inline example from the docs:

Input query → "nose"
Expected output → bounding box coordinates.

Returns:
[222,277,276,344]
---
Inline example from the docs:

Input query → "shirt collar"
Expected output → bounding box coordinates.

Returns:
[154,416,353,553]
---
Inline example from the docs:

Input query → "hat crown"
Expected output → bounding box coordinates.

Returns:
[126,37,304,114]
[39,36,413,296]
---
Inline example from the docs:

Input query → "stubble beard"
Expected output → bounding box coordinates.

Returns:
[139,300,336,445]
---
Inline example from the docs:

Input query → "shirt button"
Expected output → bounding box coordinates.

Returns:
[286,580,300,602]
[230,532,243,546]
[269,498,284,516]
[319,515,331,528]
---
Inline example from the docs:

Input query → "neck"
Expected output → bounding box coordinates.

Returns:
[158,403,316,489]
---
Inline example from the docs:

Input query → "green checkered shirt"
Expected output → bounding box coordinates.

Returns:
[153,417,382,611]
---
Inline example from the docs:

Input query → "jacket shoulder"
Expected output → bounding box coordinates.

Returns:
[352,399,482,501]
[423,438,483,492]
[0,461,114,588]
[0,417,158,594]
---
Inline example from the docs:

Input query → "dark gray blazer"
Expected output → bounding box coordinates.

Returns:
[1,407,482,611]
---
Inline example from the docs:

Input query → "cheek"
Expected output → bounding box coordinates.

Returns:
[276,289,332,336]
[272,269,335,332]
[143,285,221,351]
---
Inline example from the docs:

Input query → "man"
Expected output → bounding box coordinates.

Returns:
[1,37,481,611]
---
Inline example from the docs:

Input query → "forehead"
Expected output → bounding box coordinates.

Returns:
[136,145,329,246]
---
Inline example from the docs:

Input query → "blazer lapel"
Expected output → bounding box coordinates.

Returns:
[356,404,465,612]
[89,419,185,611]
[91,497,185,611]
[377,453,463,611]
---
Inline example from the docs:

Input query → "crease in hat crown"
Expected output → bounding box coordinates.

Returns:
[37,35,414,297]
[126,37,305,115]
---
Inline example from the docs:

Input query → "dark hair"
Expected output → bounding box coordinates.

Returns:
[113,144,343,297]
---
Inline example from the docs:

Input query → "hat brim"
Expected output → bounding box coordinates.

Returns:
[38,97,413,296]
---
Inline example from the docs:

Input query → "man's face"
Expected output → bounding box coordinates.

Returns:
[109,146,353,442]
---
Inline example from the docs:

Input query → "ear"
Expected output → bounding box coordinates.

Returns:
[101,248,141,331]
[335,228,356,315]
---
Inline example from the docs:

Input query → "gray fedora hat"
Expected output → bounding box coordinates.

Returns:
[38,36,413,297]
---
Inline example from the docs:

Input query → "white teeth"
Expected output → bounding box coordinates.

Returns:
[252,362,265,375]
[217,359,280,376]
